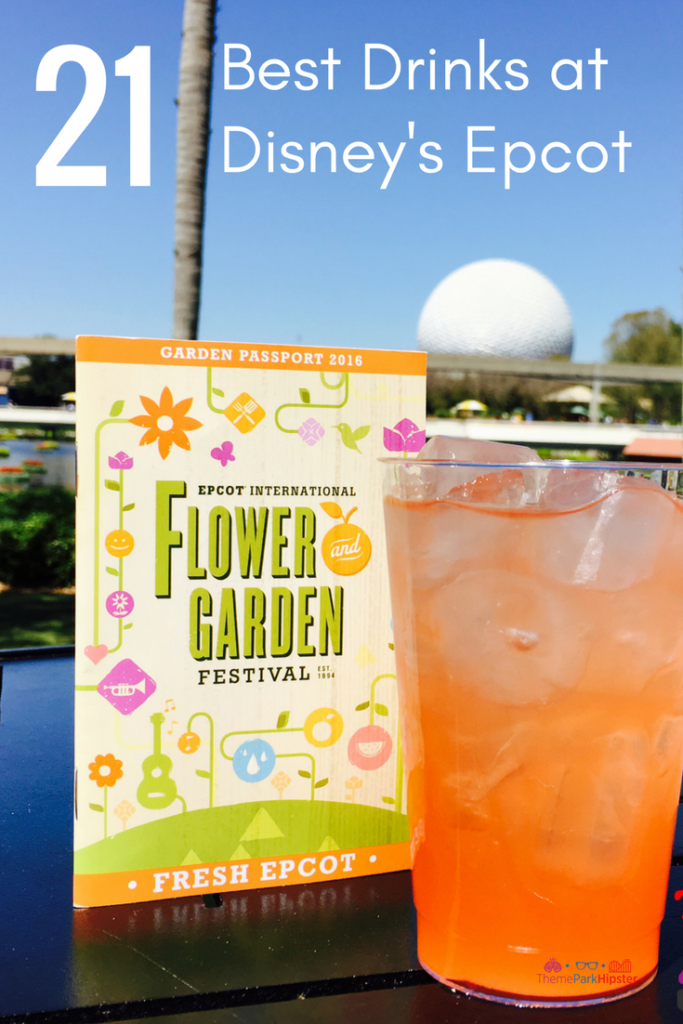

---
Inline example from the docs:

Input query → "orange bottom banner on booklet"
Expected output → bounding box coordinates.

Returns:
[74,842,412,907]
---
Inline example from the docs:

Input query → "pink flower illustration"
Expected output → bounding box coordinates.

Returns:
[105,591,134,619]
[383,418,426,453]
[298,418,325,446]
[211,441,236,466]
[108,451,134,470]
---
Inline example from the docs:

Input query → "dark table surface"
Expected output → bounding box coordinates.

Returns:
[2,652,683,1024]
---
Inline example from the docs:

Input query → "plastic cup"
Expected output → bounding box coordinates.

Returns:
[381,458,683,1007]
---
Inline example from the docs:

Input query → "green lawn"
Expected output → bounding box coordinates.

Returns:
[0,590,74,648]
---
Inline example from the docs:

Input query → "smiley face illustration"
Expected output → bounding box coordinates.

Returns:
[105,529,135,557]
[348,724,393,770]
[233,739,276,783]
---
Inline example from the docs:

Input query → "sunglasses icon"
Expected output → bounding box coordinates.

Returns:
[576,962,598,970]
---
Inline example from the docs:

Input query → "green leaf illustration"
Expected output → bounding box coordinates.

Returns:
[123,623,133,630]
[314,778,329,789]
[299,388,311,404]
[355,701,370,711]
[89,802,104,812]
[104,479,120,491]
[109,400,125,417]
[212,388,225,398]
[375,703,389,716]
[196,769,211,778]
[388,642,395,651]
[106,567,119,576]
[352,425,371,441]
[382,796,395,805]
[122,503,135,511]
[277,711,290,729]
[298,770,312,779]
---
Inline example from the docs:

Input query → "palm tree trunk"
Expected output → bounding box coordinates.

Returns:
[172,0,217,340]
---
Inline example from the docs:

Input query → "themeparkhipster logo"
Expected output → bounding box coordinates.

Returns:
[539,958,634,987]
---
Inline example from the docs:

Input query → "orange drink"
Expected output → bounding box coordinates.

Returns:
[382,441,683,1006]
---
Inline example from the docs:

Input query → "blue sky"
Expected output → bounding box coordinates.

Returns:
[0,0,680,360]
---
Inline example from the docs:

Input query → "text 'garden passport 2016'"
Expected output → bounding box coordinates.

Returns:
[74,336,426,907]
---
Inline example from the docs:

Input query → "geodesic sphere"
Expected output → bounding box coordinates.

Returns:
[417,259,573,359]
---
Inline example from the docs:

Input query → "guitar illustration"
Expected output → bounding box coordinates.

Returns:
[137,713,178,810]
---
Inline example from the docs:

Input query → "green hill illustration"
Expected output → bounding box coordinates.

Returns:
[75,800,409,875]
[240,808,284,841]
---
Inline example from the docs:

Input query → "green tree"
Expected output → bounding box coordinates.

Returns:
[11,355,75,407]
[603,309,682,423]
[427,372,562,421]
[0,487,74,588]
[605,309,681,365]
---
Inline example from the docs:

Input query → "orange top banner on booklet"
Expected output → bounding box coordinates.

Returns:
[76,336,427,376]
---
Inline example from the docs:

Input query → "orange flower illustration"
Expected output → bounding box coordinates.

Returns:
[89,753,123,788]
[129,387,202,460]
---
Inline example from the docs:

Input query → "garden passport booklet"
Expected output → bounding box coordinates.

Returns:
[74,336,426,907]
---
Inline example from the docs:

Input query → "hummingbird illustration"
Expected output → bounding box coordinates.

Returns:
[333,423,371,453]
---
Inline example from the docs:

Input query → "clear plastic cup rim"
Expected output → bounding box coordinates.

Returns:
[378,458,683,472]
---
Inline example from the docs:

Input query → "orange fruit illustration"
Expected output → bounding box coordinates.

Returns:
[304,707,344,747]
[105,529,135,557]
[320,503,372,576]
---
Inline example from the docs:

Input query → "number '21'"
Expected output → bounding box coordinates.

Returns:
[36,44,150,187]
